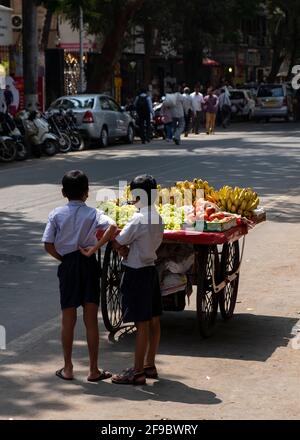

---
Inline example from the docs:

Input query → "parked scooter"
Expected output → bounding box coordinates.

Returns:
[16,110,58,157]
[0,112,28,161]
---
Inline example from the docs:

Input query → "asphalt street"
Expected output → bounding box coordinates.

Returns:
[0,121,299,419]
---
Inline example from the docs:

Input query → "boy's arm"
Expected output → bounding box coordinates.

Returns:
[44,243,62,262]
[79,224,118,257]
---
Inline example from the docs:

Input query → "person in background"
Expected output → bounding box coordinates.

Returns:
[161,97,173,142]
[4,85,13,113]
[134,87,153,144]
[203,87,219,135]
[171,85,185,145]
[191,84,204,134]
[182,87,194,137]
[218,88,232,128]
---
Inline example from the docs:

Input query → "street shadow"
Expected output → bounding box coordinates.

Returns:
[109,311,298,363]
[0,211,60,343]
[80,378,221,406]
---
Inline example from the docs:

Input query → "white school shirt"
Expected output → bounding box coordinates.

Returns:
[191,92,204,112]
[115,206,164,269]
[42,200,115,256]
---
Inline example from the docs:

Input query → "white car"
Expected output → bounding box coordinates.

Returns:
[229,89,256,121]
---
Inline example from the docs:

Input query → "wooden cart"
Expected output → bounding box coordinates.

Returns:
[97,221,262,338]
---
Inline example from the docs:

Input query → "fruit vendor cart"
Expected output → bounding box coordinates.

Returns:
[96,218,264,338]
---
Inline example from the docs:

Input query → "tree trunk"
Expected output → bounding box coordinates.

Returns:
[86,0,144,93]
[22,0,38,109]
[143,19,154,88]
[41,8,53,51]
[287,19,299,79]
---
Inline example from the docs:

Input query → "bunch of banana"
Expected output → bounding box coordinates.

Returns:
[175,179,215,204]
[216,186,260,218]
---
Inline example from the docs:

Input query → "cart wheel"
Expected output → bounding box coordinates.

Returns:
[219,241,240,320]
[196,246,219,338]
[101,242,123,332]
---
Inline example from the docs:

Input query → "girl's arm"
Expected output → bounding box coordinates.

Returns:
[79,224,118,257]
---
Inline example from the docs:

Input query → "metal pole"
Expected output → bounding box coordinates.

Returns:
[79,6,84,93]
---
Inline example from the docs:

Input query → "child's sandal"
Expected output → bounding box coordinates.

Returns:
[144,365,158,379]
[111,368,146,385]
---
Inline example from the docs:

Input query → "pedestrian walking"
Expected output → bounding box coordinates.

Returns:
[218,88,232,128]
[203,87,219,135]
[161,97,173,142]
[191,84,204,134]
[42,170,117,382]
[171,86,185,145]
[182,87,194,137]
[4,85,13,113]
[134,88,153,144]
[82,175,164,385]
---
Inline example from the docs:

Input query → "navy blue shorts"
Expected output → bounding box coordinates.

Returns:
[121,266,162,323]
[57,251,100,310]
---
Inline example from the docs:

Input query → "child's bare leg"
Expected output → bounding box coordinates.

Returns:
[145,316,160,368]
[83,303,100,379]
[134,321,150,372]
[61,307,77,378]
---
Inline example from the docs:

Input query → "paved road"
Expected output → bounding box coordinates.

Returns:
[0,122,299,419]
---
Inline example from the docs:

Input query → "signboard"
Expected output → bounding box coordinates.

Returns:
[14,77,45,111]
[0,6,13,46]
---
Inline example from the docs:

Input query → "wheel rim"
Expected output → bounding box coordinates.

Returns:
[105,250,123,329]
[219,242,240,319]
[197,246,219,337]
[202,249,218,322]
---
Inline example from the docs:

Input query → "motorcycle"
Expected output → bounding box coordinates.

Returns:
[16,110,58,157]
[0,112,28,161]
[45,110,72,153]
[58,108,85,151]
[0,135,17,162]
[152,102,166,139]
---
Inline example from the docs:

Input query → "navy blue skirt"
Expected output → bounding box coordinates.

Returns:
[57,251,100,310]
[121,265,162,323]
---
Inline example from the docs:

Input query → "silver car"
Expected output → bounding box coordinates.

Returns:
[254,84,294,121]
[49,94,135,147]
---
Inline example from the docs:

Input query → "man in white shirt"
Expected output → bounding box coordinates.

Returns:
[219,89,232,128]
[171,86,185,145]
[190,84,204,134]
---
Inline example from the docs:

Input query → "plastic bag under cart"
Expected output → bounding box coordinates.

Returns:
[156,243,194,311]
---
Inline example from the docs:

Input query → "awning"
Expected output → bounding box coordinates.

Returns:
[202,57,220,67]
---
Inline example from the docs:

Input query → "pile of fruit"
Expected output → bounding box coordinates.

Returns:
[98,200,137,228]
[206,186,260,219]
[98,178,261,230]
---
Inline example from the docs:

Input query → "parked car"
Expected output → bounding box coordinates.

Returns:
[229,89,256,121]
[253,83,294,122]
[49,94,135,147]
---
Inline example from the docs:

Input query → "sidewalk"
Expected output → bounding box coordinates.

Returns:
[0,218,300,420]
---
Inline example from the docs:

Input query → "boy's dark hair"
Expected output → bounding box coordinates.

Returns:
[62,170,89,200]
[130,174,157,206]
